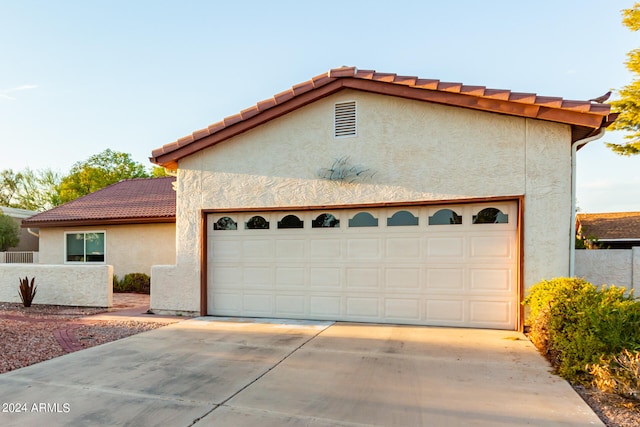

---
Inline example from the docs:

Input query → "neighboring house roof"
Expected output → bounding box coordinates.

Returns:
[150,66,617,169]
[0,206,38,219]
[576,212,640,241]
[21,177,176,228]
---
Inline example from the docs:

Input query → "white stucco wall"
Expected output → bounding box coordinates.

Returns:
[575,248,640,293]
[38,223,175,278]
[0,264,112,307]
[152,89,572,312]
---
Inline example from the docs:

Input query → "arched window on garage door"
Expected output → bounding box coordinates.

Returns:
[246,215,270,229]
[312,213,340,228]
[214,216,237,230]
[278,214,304,229]
[428,209,462,225]
[473,207,508,224]
[348,212,378,227]
[387,210,419,226]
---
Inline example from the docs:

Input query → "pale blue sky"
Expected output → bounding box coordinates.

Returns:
[1,0,638,212]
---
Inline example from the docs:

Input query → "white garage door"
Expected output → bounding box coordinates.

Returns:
[207,202,518,329]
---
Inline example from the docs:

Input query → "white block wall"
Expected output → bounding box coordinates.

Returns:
[0,264,113,307]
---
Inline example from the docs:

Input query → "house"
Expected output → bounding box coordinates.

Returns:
[20,177,176,278]
[576,212,640,249]
[0,206,39,262]
[148,66,615,330]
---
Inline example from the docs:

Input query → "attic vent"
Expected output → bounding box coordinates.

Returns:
[334,101,357,138]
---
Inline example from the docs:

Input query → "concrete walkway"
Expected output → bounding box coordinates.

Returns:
[0,317,602,426]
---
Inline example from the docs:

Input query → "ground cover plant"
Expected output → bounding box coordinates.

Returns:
[113,273,150,294]
[524,277,640,398]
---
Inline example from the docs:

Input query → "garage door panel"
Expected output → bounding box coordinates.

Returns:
[470,268,513,292]
[384,298,420,320]
[211,266,242,286]
[385,237,421,259]
[208,202,518,330]
[426,237,464,258]
[211,240,241,258]
[346,267,380,289]
[310,267,341,288]
[275,295,306,315]
[244,267,272,287]
[347,297,380,317]
[469,300,512,326]
[243,239,274,258]
[347,239,382,259]
[470,236,512,259]
[275,267,305,288]
[385,268,421,289]
[242,294,273,314]
[426,299,465,323]
[310,296,341,316]
[209,292,242,314]
[425,268,465,290]
[310,239,342,258]
[276,239,306,258]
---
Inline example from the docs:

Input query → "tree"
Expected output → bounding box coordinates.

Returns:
[0,214,20,251]
[0,170,21,207]
[56,149,150,204]
[151,166,170,178]
[17,168,61,211]
[608,3,640,155]
[0,168,61,211]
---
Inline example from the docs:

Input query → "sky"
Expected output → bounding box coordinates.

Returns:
[1,0,639,213]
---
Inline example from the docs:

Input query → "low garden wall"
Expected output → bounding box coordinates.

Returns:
[575,247,640,294]
[0,264,113,307]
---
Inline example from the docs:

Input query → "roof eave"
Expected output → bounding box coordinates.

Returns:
[21,216,176,229]
[150,73,615,168]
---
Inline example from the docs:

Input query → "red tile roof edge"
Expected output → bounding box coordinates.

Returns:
[150,66,616,168]
[22,177,176,227]
[576,212,640,240]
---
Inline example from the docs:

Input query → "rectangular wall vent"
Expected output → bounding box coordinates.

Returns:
[334,101,357,138]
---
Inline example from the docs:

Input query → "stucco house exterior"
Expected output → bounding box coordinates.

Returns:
[149,67,615,330]
[21,177,176,278]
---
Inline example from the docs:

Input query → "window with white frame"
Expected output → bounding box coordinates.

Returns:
[65,232,105,263]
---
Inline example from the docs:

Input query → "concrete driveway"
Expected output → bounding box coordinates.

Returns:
[0,318,602,426]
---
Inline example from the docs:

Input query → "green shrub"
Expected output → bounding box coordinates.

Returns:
[113,273,150,294]
[524,277,640,384]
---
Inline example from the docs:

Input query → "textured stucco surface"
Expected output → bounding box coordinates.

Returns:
[152,90,573,313]
[38,223,175,277]
[575,248,640,293]
[0,264,112,307]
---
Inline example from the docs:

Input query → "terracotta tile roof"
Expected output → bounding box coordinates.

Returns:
[21,177,176,228]
[576,212,640,240]
[150,66,617,169]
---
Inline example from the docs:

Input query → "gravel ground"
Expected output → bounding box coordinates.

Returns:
[0,302,165,375]
[1,302,639,426]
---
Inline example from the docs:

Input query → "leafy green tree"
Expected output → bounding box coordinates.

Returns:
[0,168,61,211]
[608,3,640,155]
[151,166,170,178]
[0,214,20,251]
[56,149,150,204]
[17,168,61,211]
[0,169,21,207]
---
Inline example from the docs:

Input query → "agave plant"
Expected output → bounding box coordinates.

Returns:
[18,276,37,307]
